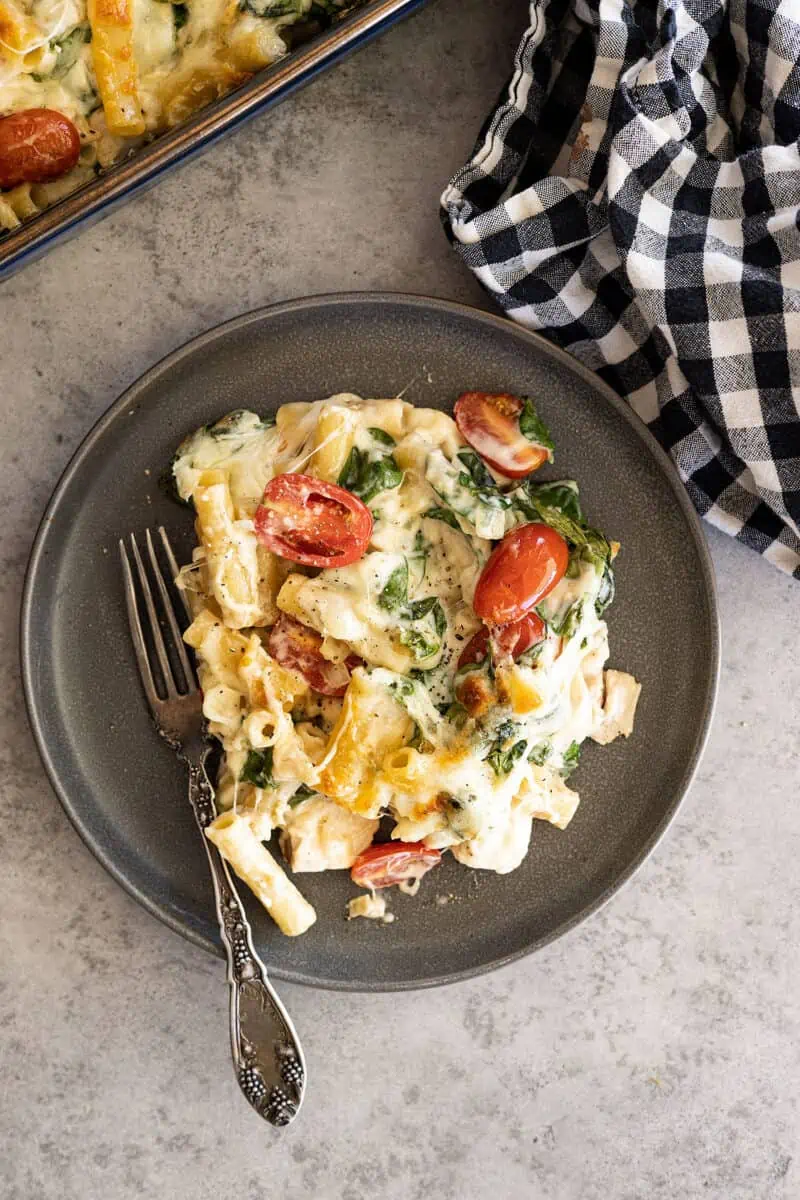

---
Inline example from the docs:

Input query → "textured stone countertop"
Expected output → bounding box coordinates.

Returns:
[2,2,798,1196]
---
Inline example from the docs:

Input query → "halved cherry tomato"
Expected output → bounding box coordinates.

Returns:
[255,474,372,568]
[473,523,568,625]
[0,109,81,190]
[457,611,546,670]
[267,613,361,697]
[454,391,551,479]
[350,841,441,889]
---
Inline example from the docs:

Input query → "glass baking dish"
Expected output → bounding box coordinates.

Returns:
[0,0,424,282]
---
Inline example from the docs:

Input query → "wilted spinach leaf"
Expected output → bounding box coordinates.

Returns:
[423,506,460,530]
[407,597,446,637]
[486,737,528,778]
[595,560,616,615]
[561,741,581,779]
[338,446,403,503]
[368,427,395,446]
[518,398,554,455]
[528,741,552,765]
[400,628,440,660]
[289,783,315,807]
[378,561,409,612]
[456,449,510,509]
[240,747,274,789]
[240,0,298,15]
[516,479,582,524]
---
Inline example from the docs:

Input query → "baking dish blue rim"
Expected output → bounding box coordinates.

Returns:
[0,0,426,281]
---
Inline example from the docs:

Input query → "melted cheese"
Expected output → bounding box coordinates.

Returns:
[173,393,641,927]
[278,554,416,674]
[451,804,532,874]
[280,796,378,872]
[173,410,282,517]
[0,0,309,210]
[347,892,393,922]
[317,668,412,814]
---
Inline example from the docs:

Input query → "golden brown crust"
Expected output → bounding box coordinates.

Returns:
[455,671,495,719]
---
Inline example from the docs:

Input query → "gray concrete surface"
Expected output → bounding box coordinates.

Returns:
[1,1,798,1196]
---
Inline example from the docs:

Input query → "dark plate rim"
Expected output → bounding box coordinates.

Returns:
[20,292,721,991]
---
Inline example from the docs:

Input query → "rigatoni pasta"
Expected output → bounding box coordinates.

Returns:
[207,811,317,936]
[172,392,641,934]
[0,0,359,223]
[86,0,145,136]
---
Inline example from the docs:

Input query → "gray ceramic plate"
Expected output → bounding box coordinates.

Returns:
[21,293,719,991]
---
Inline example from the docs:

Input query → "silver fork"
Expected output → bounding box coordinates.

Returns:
[119,527,306,1128]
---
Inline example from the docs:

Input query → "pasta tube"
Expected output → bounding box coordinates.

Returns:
[88,0,146,136]
[206,811,316,937]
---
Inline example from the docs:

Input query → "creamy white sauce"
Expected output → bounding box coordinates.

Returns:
[175,395,640,900]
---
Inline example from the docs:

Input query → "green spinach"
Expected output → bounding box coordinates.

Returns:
[204,410,275,438]
[515,479,582,524]
[543,510,610,570]
[518,398,554,456]
[423,506,460,530]
[240,747,274,789]
[400,628,440,660]
[517,640,545,667]
[516,482,612,585]
[486,738,528,778]
[528,741,552,766]
[550,597,585,640]
[368,427,395,446]
[387,677,414,699]
[443,700,468,729]
[520,479,615,616]
[338,446,403,503]
[457,449,511,509]
[35,25,91,82]
[407,597,446,637]
[240,0,298,15]
[595,560,616,615]
[378,562,409,612]
[561,741,581,779]
[379,561,446,656]
[289,783,315,807]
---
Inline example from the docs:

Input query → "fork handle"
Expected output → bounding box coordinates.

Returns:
[188,758,306,1126]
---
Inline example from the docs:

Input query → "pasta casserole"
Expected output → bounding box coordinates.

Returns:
[0,0,352,229]
[171,389,641,935]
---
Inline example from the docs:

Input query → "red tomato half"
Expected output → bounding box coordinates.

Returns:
[350,841,442,890]
[457,612,546,670]
[267,613,361,697]
[473,523,569,626]
[0,109,80,190]
[454,391,550,479]
[255,474,372,568]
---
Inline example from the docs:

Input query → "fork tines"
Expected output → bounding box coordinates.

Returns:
[119,528,197,707]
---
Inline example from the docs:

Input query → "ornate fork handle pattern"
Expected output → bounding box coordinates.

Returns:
[120,530,305,1127]
[188,755,306,1126]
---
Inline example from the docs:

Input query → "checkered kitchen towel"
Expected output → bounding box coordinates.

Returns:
[441,0,800,577]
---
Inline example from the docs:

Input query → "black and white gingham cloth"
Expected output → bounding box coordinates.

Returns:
[441,0,800,577]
